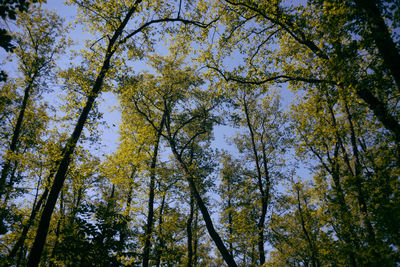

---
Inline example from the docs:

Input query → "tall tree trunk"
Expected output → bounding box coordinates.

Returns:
[167,139,237,267]
[186,194,194,267]
[6,176,50,265]
[353,0,400,90]
[2,161,19,206]
[343,100,381,264]
[193,208,199,266]
[243,97,267,265]
[26,3,142,265]
[0,74,36,198]
[295,186,319,267]
[330,148,360,266]
[49,191,64,266]
[305,113,359,266]
[119,177,134,256]
[143,115,165,267]
[227,177,234,256]
[155,194,166,267]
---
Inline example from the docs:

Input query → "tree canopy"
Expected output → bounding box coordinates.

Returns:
[0,0,399,266]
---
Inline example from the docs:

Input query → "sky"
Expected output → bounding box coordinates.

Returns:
[39,1,310,184]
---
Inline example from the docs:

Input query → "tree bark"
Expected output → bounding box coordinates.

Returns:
[26,3,143,265]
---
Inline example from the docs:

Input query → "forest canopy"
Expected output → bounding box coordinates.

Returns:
[0,0,399,266]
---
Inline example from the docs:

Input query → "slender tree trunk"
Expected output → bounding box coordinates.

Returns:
[0,74,36,197]
[6,179,50,265]
[119,178,134,255]
[330,153,359,266]
[243,98,267,265]
[167,140,237,267]
[227,179,234,256]
[295,186,319,267]
[143,115,165,267]
[49,191,64,266]
[26,3,142,265]
[343,101,374,236]
[155,194,166,267]
[2,161,18,206]
[353,0,400,90]
[343,100,382,264]
[187,194,194,267]
[16,245,26,267]
[193,209,199,266]
[307,107,359,266]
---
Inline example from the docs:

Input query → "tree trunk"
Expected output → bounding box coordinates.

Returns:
[193,209,199,266]
[6,180,49,265]
[354,0,400,90]
[155,194,166,267]
[0,74,36,198]
[329,149,359,266]
[295,186,319,267]
[167,139,237,267]
[186,194,194,267]
[49,191,64,265]
[243,97,267,265]
[26,3,142,265]
[143,115,165,267]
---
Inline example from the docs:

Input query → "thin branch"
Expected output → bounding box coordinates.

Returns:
[119,16,219,46]
[178,0,182,18]
[178,129,208,159]
[248,28,279,63]
[223,0,329,60]
[208,65,333,85]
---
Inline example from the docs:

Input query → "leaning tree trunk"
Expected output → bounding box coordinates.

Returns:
[26,3,143,265]
[353,0,400,90]
[0,73,37,199]
[6,177,49,265]
[167,138,237,267]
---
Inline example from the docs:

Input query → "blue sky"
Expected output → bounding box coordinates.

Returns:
[40,1,310,185]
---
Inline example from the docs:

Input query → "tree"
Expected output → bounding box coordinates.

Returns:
[120,53,237,266]
[267,180,327,267]
[0,0,42,81]
[0,6,68,241]
[0,6,68,200]
[291,81,400,264]
[218,153,260,265]
[230,85,287,265]
[26,1,216,264]
[197,0,400,146]
[0,0,399,265]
